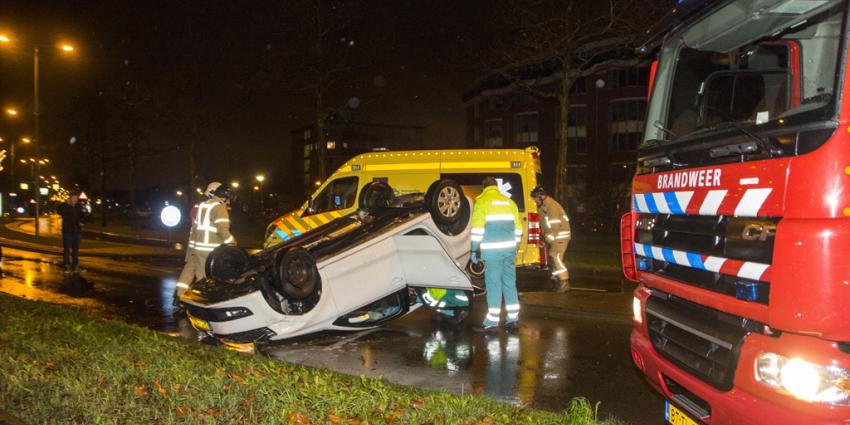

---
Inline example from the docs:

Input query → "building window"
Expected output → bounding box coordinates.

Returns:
[617,67,650,88]
[609,98,646,152]
[303,129,312,140]
[514,112,539,145]
[482,119,504,147]
[609,162,637,184]
[554,106,588,154]
[570,77,587,95]
[303,144,311,157]
[566,165,587,213]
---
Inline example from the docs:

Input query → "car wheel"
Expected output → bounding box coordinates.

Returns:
[358,181,395,212]
[205,245,250,281]
[273,248,321,300]
[427,179,465,226]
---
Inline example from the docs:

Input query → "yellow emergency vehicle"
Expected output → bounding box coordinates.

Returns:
[265,147,544,267]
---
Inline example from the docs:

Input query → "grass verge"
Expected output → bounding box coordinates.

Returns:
[0,293,625,424]
[567,234,621,275]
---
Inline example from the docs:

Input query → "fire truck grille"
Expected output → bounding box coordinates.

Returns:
[635,213,777,304]
[645,294,749,391]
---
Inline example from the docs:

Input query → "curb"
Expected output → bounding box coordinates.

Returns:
[521,301,631,324]
[0,236,182,260]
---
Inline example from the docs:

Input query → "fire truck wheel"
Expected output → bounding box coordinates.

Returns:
[273,248,321,300]
[427,179,469,231]
[358,181,395,212]
[205,245,250,281]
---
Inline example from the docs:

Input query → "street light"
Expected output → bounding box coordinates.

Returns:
[5,108,17,116]
[0,32,77,236]
[230,181,240,189]
[255,174,265,212]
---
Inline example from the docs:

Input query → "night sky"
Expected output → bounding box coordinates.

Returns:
[0,1,494,200]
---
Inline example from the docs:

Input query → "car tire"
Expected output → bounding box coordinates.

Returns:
[426,179,466,226]
[205,245,250,281]
[273,247,321,300]
[358,181,395,212]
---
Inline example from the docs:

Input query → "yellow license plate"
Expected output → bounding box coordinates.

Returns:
[188,315,210,332]
[666,401,699,425]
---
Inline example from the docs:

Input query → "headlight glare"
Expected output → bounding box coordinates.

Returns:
[756,352,850,405]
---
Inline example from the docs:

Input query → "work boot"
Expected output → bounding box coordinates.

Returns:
[504,321,519,332]
[554,280,571,293]
[471,324,498,333]
[63,265,72,274]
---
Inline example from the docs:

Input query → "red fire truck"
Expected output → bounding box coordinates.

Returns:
[622,0,850,424]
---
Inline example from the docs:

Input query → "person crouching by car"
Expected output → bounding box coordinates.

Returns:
[58,194,87,274]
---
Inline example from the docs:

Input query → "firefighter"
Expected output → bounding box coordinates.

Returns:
[174,181,236,301]
[531,186,571,291]
[470,176,523,332]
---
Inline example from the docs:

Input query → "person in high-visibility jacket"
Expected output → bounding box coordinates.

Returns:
[531,186,571,291]
[421,288,471,321]
[470,177,523,332]
[175,181,236,300]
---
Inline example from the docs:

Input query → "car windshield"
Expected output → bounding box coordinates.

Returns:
[308,176,358,215]
[644,0,846,144]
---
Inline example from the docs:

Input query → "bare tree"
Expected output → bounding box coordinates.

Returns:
[490,0,664,203]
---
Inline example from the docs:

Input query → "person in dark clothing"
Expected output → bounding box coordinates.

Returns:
[57,194,86,273]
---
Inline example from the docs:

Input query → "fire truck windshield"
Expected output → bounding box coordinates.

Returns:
[643,0,846,145]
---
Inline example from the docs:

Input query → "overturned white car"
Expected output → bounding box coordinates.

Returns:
[179,182,476,343]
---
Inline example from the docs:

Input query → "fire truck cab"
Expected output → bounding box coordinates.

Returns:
[624,0,850,424]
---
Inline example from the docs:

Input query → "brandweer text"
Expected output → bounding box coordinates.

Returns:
[657,169,721,189]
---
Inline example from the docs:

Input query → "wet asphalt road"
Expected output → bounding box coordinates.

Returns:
[0,247,663,424]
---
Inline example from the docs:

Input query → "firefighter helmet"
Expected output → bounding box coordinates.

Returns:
[205,182,223,198]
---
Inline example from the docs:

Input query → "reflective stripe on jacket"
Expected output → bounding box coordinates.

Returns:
[470,185,522,253]
[540,196,570,244]
[188,196,234,253]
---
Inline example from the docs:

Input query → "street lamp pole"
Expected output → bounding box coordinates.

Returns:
[33,46,40,236]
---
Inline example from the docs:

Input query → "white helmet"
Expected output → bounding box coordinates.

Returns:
[205,182,222,198]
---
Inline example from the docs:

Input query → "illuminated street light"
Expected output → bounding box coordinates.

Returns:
[18,159,25,164]
[231,181,240,189]
[5,108,17,116]
[176,190,183,196]
[21,138,30,143]
[253,186,259,191]
[0,33,79,237]
[255,174,266,211]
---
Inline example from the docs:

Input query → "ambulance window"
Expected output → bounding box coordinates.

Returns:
[309,177,358,215]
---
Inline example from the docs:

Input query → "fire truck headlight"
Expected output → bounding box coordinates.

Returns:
[756,352,850,405]
[632,296,642,324]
